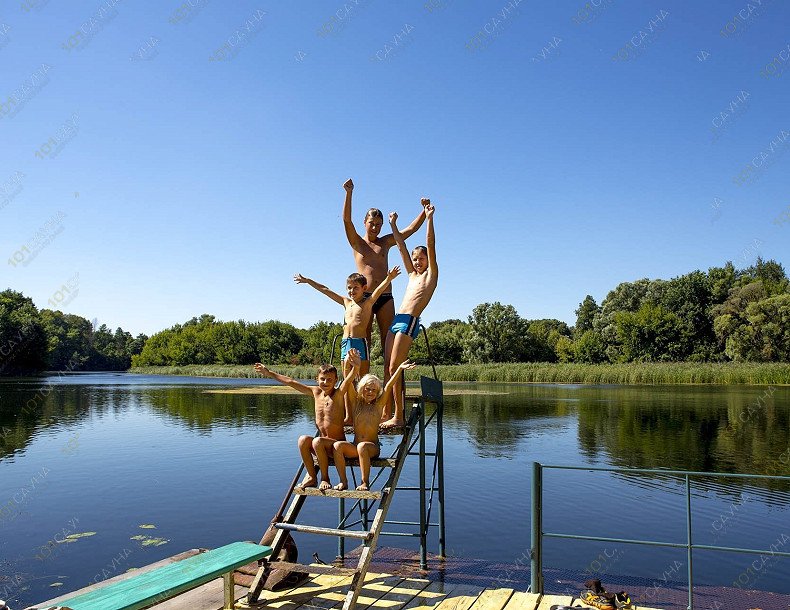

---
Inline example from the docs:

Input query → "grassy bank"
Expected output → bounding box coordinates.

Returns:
[129,362,790,385]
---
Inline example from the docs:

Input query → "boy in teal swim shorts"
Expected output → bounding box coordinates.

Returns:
[382,202,438,429]
[294,267,400,383]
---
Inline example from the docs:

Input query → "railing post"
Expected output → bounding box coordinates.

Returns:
[686,474,693,610]
[437,398,446,558]
[338,497,345,560]
[531,461,543,594]
[419,400,428,569]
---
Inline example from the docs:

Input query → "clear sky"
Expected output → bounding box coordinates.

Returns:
[1,0,788,336]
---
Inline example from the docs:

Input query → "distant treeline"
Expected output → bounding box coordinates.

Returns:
[0,290,147,375]
[3,258,788,376]
[132,258,790,368]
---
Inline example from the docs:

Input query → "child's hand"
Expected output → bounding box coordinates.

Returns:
[387,266,401,280]
[398,360,417,372]
[254,363,270,376]
[344,179,354,192]
[388,212,398,226]
[421,198,431,208]
[294,273,307,284]
[425,204,435,219]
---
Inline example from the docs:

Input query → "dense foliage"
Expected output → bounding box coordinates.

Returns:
[130,259,790,368]
[4,258,788,375]
[0,289,146,375]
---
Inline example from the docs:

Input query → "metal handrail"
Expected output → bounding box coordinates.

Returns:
[531,462,790,610]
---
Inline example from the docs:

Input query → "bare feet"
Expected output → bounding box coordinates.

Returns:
[334,481,347,491]
[356,483,369,491]
[297,475,318,489]
[319,480,331,491]
[380,417,404,430]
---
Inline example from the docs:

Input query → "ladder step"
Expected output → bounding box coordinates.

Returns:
[314,457,397,468]
[273,523,371,540]
[293,487,382,500]
[266,561,358,577]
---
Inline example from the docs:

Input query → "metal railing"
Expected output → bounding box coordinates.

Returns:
[530,462,790,610]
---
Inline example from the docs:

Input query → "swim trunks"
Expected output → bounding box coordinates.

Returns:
[389,313,420,339]
[363,291,394,315]
[341,337,369,361]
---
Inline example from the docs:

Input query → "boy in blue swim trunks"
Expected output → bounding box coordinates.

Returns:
[294,267,400,382]
[382,202,438,429]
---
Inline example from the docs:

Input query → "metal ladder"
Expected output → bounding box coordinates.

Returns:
[246,405,419,610]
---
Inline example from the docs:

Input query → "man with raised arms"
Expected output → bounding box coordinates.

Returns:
[342,178,429,352]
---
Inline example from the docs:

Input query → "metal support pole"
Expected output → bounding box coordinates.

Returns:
[686,475,694,610]
[531,462,543,594]
[437,399,446,558]
[419,401,427,569]
[338,497,345,560]
[362,499,369,530]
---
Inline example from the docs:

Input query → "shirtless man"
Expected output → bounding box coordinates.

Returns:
[342,178,428,351]
[382,203,438,428]
[253,350,360,490]
[332,359,417,491]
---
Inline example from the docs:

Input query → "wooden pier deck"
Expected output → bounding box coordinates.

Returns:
[35,548,666,610]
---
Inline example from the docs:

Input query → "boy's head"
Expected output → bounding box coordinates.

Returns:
[316,363,338,392]
[346,272,367,301]
[411,246,428,274]
[357,373,383,403]
[363,208,384,238]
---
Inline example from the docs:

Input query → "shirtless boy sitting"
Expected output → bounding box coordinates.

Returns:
[382,203,438,428]
[342,178,428,351]
[332,359,417,491]
[253,350,360,490]
[294,267,400,380]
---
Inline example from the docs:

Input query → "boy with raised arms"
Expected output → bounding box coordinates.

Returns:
[383,202,438,428]
[342,178,429,351]
[253,349,360,491]
[293,267,400,380]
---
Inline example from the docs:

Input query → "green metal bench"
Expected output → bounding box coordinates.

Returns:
[37,541,272,610]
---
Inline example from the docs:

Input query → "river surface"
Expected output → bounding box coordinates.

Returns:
[1,373,789,608]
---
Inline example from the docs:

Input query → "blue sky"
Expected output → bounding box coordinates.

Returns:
[1,0,788,336]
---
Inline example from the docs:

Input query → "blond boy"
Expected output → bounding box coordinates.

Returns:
[333,359,417,491]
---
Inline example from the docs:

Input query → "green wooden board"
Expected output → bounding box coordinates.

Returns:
[53,541,271,610]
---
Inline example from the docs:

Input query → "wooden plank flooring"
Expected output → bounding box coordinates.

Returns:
[35,557,668,610]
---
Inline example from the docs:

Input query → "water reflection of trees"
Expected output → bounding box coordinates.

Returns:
[143,388,309,431]
[441,390,566,457]
[0,383,312,459]
[575,386,790,497]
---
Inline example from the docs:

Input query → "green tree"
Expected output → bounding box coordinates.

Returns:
[573,330,608,363]
[614,302,684,362]
[465,302,528,363]
[574,295,599,338]
[722,294,790,361]
[0,290,47,375]
[39,310,92,370]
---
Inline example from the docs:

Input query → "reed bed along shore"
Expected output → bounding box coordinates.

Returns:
[129,362,790,385]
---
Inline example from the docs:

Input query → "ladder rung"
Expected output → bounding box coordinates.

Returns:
[293,487,382,500]
[265,561,358,577]
[273,522,371,540]
[315,457,397,468]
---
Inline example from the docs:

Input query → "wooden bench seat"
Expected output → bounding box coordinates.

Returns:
[36,541,271,610]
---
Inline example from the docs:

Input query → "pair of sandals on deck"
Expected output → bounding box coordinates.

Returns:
[550,578,633,610]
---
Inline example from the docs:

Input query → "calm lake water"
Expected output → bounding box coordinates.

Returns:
[1,373,789,608]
